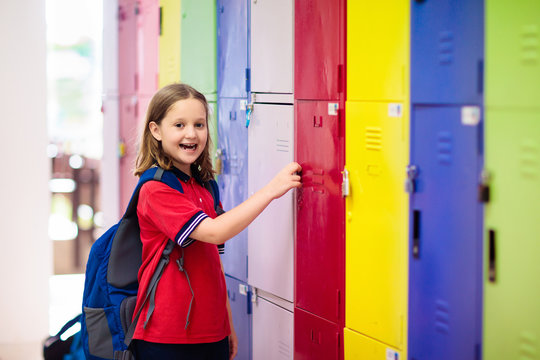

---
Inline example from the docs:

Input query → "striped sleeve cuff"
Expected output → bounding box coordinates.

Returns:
[175,211,209,247]
[218,244,225,254]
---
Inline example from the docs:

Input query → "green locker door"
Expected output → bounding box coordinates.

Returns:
[484,110,540,360]
[485,0,540,109]
[180,0,216,95]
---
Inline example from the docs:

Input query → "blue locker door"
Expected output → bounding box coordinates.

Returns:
[226,275,252,360]
[411,0,484,104]
[217,0,249,98]
[218,98,249,281]
[409,106,483,360]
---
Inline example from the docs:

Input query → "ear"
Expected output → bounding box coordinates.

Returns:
[149,121,162,141]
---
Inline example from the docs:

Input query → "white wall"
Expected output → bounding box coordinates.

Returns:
[0,0,52,359]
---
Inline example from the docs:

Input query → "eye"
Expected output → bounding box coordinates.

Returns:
[175,123,184,128]
[195,122,206,128]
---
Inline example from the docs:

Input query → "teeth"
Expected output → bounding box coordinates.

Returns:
[180,144,197,150]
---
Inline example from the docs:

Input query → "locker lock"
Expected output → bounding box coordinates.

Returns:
[405,165,419,193]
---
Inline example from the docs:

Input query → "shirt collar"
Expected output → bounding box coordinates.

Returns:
[171,165,203,184]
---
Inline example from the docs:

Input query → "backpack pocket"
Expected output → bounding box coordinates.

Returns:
[83,306,115,358]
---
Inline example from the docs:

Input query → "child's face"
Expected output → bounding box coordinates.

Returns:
[150,98,208,175]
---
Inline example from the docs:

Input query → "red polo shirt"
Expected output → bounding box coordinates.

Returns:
[132,168,230,344]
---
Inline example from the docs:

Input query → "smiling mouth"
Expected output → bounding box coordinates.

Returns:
[180,144,197,150]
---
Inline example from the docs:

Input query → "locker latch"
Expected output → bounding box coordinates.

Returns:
[214,148,223,175]
[405,165,419,193]
[341,168,350,197]
[478,169,490,203]
[250,287,258,304]
[245,93,256,128]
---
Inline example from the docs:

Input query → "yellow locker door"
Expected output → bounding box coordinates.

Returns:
[345,101,409,358]
[347,1,409,102]
[159,0,181,88]
[345,328,401,360]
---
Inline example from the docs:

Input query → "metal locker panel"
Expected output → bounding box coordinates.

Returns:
[484,110,540,360]
[159,0,181,88]
[295,0,344,100]
[119,95,139,211]
[346,0,409,102]
[411,0,484,104]
[409,106,483,360]
[136,0,160,96]
[218,98,249,281]
[101,96,121,226]
[248,103,294,301]
[345,101,409,352]
[118,0,137,96]
[180,0,217,95]
[103,0,119,96]
[294,307,342,360]
[250,0,294,94]
[295,100,344,324]
[252,295,294,360]
[486,0,540,109]
[344,328,402,360]
[226,276,252,360]
[217,0,249,98]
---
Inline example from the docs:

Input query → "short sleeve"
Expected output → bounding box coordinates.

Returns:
[138,181,209,247]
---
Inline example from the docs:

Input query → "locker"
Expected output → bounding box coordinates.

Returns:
[103,0,119,96]
[217,0,249,98]
[411,0,484,104]
[158,0,181,88]
[484,110,540,360]
[101,96,120,226]
[252,294,294,360]
[344,328,401,360]
[486,0,540,109]
[250,0,294,94]
[295,100,344,323]
[409,106,483,360]
[226,275,252,360]
[218,98,249,281]
[294,0,344,100]
[118,95,139,211]
[118,0,137,96]
[345,101,408,351]
[347,1,409,102]
[248,103,294,301]
[136,0,160,96]
[294,307,342,360]
[180,0,217,95]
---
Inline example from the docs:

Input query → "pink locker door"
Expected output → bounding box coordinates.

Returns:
[295,100,345,324]
[294,0,345,100]
[295,307,343,360]
[118,0,137,96]
[119,96,138,211]
[136,0,159,96]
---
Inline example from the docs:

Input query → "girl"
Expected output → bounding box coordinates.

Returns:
[131,83,302,360]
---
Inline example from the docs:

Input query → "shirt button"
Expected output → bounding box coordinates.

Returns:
[199,198,202,203]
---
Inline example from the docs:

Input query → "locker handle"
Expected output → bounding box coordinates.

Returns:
[413,210,421,259]
[488,229,496,282]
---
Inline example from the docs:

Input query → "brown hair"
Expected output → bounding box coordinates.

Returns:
[134,83,215,181]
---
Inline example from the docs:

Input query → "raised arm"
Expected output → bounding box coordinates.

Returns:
[189,162,302,244]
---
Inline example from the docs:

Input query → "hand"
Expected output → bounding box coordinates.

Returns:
[229,330,238,360]
[264,162,302,200]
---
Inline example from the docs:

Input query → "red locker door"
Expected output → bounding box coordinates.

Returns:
[295,307,343,360]
[118,0,137,96]
[295,0,345,100]
[295,100,345,324]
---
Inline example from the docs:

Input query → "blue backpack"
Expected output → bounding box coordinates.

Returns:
[80,167,222,360]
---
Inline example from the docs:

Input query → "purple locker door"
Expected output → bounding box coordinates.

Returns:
[295,0,344,101]
[136,0,159,96]
[295,307,343,360]
[118,0,137,96]
[295,100,345,324]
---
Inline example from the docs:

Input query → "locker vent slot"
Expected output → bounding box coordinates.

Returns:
[438,31,454,65]
[276,139,290,153]
[520,140,539,178]
[434,300,450,334]
[277,339,292,358]
[365,127,382,151]
[437,132,453,164]
[521,25,539,64]
[519,331,538,360]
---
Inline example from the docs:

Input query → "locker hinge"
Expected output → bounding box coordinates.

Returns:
[478,170,490,203]
[341,168,350,197]
[245,68,251,94]
[159,6,163,36]
[337,64,344,93]
[214,148,223,175]
[250,287,258,304]
[405,165,419,193]
[477,59,484,95]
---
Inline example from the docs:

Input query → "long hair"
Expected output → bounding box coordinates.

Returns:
[134,83,215,181]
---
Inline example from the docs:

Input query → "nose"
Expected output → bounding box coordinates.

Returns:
[185,125,196,138]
